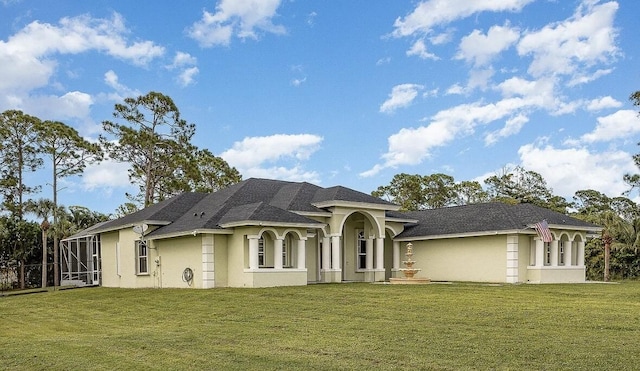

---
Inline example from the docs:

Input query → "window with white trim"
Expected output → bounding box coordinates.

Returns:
[559,243,565,265]
[258,237,265,267]
[544,242,551,266]
[136,240,149,274]
[282,237,291,268]
[356,230,366,270]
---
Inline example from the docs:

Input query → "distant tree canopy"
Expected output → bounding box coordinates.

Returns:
[372,173,489,211]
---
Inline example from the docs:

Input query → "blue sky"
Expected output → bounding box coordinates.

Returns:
[1,0,639,215]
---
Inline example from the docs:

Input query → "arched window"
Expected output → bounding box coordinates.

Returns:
[136,240,148,274]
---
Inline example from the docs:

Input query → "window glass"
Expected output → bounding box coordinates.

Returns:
[357,230,366,270]
[137,240,148,274]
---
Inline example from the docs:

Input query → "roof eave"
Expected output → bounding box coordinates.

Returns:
[92,220,172,234]
[395,229,531,242]
[218,220,326,229]
[312,200,400,211]
[146,228,234,241]
[527,223,603,233]
[386,216,419,224]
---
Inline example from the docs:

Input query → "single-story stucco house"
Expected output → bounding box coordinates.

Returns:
[60,178,601,288]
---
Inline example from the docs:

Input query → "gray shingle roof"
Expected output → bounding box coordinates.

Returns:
[93,178,396,238]
[92,192,208,233]
[395,202,600,238]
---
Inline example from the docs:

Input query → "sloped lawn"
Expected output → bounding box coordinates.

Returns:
[1,282,639,370]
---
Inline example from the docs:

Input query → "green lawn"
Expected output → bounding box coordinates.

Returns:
[1,282,639,370]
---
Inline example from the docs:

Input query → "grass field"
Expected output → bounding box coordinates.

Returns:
[1,282,639,370]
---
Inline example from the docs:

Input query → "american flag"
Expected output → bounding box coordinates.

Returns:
[534,219,553,242]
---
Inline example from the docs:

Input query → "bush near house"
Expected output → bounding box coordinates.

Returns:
[1,282,639,370]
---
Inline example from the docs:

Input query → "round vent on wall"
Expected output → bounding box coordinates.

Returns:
[182,267,194,285]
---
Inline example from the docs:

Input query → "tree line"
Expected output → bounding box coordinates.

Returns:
[0,92,241,289]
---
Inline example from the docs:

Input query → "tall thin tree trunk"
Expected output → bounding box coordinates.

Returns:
[53,169,59,287]
[41,229,47,288]
[19,259,25,289]
[604,242,611,282]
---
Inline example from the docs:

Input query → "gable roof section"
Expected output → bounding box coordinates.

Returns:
[92,192,208,234]
[396,202,600,239]
[218,202,323,228]
[312,185,399,210]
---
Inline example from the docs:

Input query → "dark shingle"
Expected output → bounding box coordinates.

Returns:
[396,202,599,238]
[92,192,208,233]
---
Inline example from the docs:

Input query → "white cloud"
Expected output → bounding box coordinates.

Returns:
[406,39,438,60]
[0,13,162,111]
[586,96,622,111]
[391,0,533,38]
[103,70,140,101]
[177,67,199,87]
[376,57,391,66]
[166,52,199,87]
[187,0,285,47]
[518,143,636,198]
[82,159,132,190]
[517,1,619,79]
[456,24,520,67]
[484,114,529,145]
[220,134,323,182]
[363,97,535,176]
[580,110,640,143]
[169,51,197,68]
[379,84,424,113]
[291,77,307,87]
[22,91,93,120]
[307,11,317,27]
[429,29,454,45]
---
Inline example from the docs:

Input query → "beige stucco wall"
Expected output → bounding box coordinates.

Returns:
[410,235,507,283]
[100,228,156,288]
[100,231,119,288]
[306,234,319,282]
[154,236,202,288]
[526,266,586,283]
[214,234,229,287]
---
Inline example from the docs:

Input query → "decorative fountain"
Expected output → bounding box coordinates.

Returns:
[389,242,430,284]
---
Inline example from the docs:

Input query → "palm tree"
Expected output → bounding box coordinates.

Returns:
[598,210,629,282]
[26,198,55,288]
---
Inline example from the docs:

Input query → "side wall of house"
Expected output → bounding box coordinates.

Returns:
[155,236,202,288]
[100,228,156,288]
[409,235,507,283]
[100,231,119,288]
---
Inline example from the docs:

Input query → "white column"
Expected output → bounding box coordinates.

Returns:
[202,234,215,288]
[274,238,283,269]
[365,237,374,270]
[577,240,585,267]
[248,236,259,270]
[550,240,559,266]
[535,238,544,267]
[297,239,306,269]
[506,235,519,283]
[375,237,384,270]
[565,240,573,266]
[331,235,340,270]
[393,241,400,270]
[322,236,331,270]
